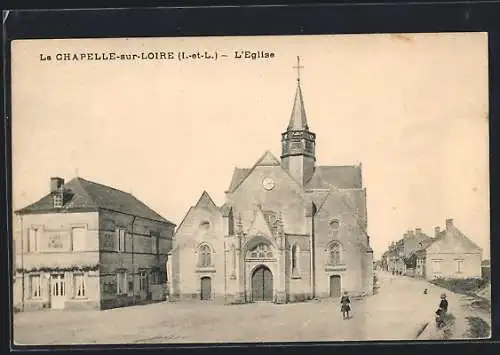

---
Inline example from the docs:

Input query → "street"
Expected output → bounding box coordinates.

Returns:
[13,271,490,345]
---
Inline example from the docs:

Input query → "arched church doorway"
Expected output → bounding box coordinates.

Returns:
[251,265,273,302]
[329,275,341,297]
[200,276,212,300]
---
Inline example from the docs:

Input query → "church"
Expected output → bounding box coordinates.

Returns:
[168,59,374,304]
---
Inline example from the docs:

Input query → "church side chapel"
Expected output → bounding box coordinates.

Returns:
[168,58,374,304]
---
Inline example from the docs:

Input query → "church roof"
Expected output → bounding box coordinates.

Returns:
[227,163,362,193]
[287,81,309,131]
[195,190,218,210]
[255,150,281,166]
[226,151,287,193]
[306,166,362,189]
[227,168,251,192]
[15,177,175,224]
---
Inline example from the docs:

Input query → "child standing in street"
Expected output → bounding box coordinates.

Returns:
[435,293,448,328]
[341,291,351,320]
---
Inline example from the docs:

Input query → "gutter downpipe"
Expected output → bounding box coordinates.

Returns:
[20,214,24,311]
[131,216,137,305]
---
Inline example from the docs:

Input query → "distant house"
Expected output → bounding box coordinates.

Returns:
[415,219,482,280]
[383,229,430,275]
[401,229,431,275]
[380,251,389,271]
[385,241,401,274]
[14,176,176,311]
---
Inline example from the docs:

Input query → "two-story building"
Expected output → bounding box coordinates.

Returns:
[14,176,176,311]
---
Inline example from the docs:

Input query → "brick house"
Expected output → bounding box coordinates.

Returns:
[13,176,176,311]
[169,70,373,304]
[415,219,482,280]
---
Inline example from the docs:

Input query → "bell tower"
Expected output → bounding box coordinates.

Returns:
[281,56,316,185]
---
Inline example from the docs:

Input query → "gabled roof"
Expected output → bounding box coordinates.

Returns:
[306,166,362,189]
[174,190,221,234]
[227,168,251,192]
[255,150,281,166]
[16,177,174,225]
[246,205,279,239]
[195,191,218,210]
[220,203,232,217]
[415,223,481,254]
[287,81,309,131]
[226,150,304,194]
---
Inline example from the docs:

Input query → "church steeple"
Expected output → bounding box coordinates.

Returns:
[288,81,309,131]
[281,57,316,185]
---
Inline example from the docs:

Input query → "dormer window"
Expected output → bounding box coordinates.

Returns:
[53,188,64,208]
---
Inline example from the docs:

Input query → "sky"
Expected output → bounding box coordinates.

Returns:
[11,33,490,260]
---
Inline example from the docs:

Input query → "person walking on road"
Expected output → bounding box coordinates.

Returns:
[341,291,351,320]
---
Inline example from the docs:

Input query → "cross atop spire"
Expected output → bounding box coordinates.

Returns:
[281,56,316,185]
[293,56,304,82]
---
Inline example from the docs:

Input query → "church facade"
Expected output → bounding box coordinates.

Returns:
[168,69,374,304]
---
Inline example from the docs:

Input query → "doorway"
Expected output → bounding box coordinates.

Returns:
[50,274,66,309]
[329,275,341,297]
[200,276,212,300]
[251,265,273,301]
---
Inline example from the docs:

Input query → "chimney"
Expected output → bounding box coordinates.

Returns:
[434,226,441,237]
[446,218,454,230]
[415,228,422,236]
[50,177,65,193]
[408,229,415,237]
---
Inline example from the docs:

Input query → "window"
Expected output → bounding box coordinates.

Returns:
[28,228,39,252]
[51,274,65,297]
[53,191,63,208]
[291,244,297,270]
[72,227,86,251]
[291,244,301,278]
[199,221,210,232]
[456,259,464,273]
[116,271,127,295]
[151,232,159,254]
[139,272,148,291]
[151,270,165,285]
[328,242,342,265]
[30,275,41,298]
[231,246,236,276]
[74,274,86,298]
[198,244,212,267]
[329,219,340,231]
[116,229,126,252]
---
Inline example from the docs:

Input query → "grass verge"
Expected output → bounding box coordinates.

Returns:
[465,316,490,338]
[430,278,489,296]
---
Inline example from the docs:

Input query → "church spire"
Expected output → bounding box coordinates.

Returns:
[281,56,316,185]
[288,57,309,131]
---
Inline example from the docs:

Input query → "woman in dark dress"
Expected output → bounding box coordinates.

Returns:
[341,291,351,320]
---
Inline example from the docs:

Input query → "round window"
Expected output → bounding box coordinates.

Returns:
[329,219,340,230]
[200,221,210,231]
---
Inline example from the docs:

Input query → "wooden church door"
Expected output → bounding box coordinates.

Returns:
[329,275,341,297]
[200,277,212,300]
[251,266,273,302]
